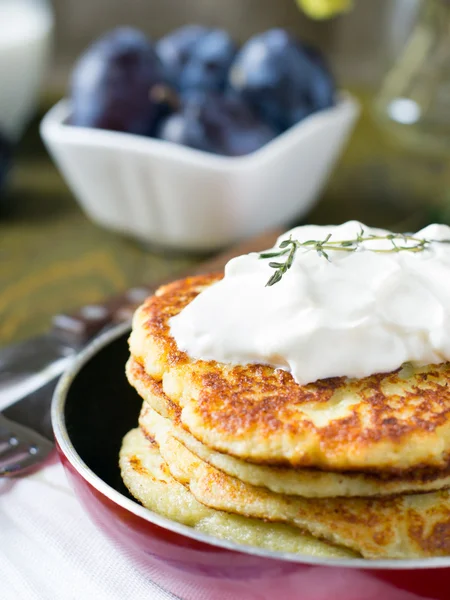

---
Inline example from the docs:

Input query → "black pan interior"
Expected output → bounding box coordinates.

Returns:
[63,331,141,495]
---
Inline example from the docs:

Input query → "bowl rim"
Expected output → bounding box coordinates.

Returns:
[40,91,360,172]
[52,322,450,570]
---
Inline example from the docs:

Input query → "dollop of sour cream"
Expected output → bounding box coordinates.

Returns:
[169,221,450,384]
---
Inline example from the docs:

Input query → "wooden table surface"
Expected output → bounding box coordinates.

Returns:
[1,90,449,346]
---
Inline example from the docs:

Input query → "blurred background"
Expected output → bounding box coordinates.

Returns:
[49,0,418,88]
[2,0,450,346]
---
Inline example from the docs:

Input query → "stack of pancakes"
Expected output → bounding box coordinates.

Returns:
[120,274,450,559]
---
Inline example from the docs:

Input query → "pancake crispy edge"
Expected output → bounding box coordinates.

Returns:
[126,356,450,498]
[119,427,355,558]
[139,404,450,560]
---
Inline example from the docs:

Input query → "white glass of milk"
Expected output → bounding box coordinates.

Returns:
[0,0,54,142]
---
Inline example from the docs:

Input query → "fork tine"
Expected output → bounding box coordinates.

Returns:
[0,438,16,454]
[0,441,27,460]
[0,441,53,476]
[0,447,46,476]
[0,413,54,477]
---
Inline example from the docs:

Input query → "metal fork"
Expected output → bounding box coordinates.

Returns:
[0,413,54,476]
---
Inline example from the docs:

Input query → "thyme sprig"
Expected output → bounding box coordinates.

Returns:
[259,227,450,287]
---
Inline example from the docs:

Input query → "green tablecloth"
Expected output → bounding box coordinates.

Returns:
[1,91,447,346]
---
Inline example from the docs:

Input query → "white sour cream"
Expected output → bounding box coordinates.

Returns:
[169,221,450,384]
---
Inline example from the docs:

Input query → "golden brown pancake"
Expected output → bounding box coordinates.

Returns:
[139,404,450,560]
[119,427,355,558]
[126,356,450,498]
[129,275,450,473]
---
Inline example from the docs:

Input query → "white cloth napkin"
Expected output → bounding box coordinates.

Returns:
[0,454,175,600]
[0,454,435,600]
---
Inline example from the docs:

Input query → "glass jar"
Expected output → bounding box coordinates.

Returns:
[374,0,450,156]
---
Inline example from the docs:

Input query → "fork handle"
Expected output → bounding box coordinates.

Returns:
[50,228,282,347]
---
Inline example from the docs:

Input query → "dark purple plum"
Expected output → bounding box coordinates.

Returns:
[228,29,335,132]
[156,25,209,88]
[157,92,276,156]
[71,27,171,135]
[179,29,237,92]
[156,26,236,92]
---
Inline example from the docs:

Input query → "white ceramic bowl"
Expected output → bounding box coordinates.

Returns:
[41,93,359,251]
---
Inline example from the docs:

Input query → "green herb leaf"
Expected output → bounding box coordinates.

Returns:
[259,251,283,259]
[259,230,446,287]
[266,270,283,287]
